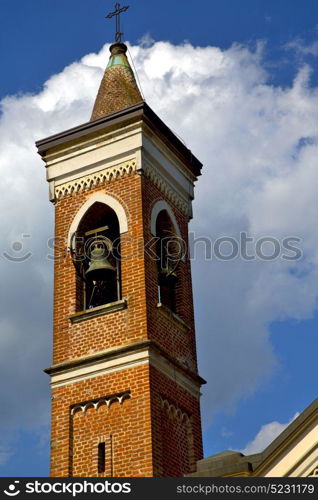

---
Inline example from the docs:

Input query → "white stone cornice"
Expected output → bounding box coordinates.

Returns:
[49,345,201,398]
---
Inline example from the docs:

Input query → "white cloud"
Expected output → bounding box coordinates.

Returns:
[286,38,318,57]
[1,40,318,461]
[241,413,300,455]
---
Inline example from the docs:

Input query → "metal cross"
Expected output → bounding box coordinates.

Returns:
[106,2,130,43]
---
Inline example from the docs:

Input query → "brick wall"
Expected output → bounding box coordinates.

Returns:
[150,366,203,477]
[51,365,153,477]
[53,173,146,364]
[142,175,200,374]
[50,162,203,477]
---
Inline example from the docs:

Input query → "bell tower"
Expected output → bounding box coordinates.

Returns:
[36,39,205,477]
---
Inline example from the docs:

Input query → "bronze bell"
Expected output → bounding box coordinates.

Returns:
[85,243,116,282]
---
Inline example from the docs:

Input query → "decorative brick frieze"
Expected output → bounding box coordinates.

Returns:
[142,161,190,217]
[71,391,131,415]
[55,159,138,200]
[160,395,191,422]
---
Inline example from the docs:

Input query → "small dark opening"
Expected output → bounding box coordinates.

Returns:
[98,442,106,473]
[158,275,177,312]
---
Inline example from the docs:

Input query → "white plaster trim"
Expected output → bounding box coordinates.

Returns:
[67,192,129,247]
[290,446,318,477]
[53,155,139,188]
[45,123,142,166]
[263,420,318,477]
[55,159,137,200]
[141,123,197,184]
[50,350,148,388]
[143,161,190,217]
[151,200,181,237]
[49,347,201,398]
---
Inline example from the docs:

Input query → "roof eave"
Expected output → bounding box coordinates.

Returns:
[35,101,203,177]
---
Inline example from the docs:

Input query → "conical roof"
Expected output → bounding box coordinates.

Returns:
[91,42,143,121]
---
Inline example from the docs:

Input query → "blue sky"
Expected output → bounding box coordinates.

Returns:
[2,0,318,96]
[1,0,318,477]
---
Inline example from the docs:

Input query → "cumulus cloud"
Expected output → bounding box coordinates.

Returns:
[1,40,318,463]
[0,54,103,461]
[286,38,318,57]
[241,413,300,455]
[129,41,318,420]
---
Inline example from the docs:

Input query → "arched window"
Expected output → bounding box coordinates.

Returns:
[156,209,180,313]
[71,202,121,311]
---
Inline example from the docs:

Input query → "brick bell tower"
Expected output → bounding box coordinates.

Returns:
[36,39,205,477]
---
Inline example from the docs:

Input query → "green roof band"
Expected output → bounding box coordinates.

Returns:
[107,54,131,69]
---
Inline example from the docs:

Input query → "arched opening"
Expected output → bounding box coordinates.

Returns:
[71,202,121,311]
[156,210,179,313]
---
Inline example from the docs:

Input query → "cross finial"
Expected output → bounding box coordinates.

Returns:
[106,2,130,43]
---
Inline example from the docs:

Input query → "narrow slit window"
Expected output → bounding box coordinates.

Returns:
[98,442,106,473]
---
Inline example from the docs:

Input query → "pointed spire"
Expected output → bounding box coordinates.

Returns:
[91,42,143,121]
